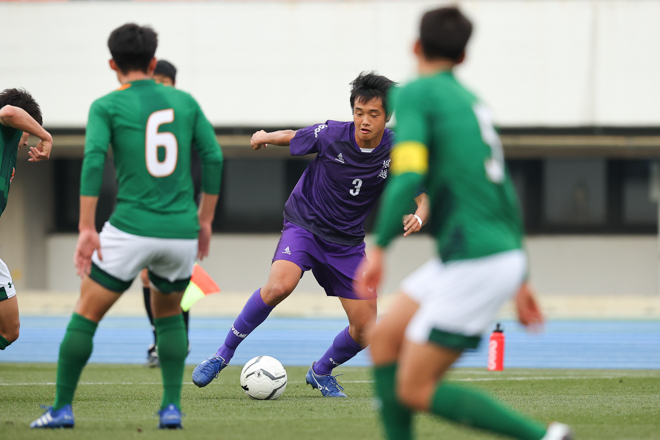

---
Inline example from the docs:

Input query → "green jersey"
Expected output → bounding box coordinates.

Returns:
[0,123,20,219]
[81,79,223,239]
[375,71,523,262]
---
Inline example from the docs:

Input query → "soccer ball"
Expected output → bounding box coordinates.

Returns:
[239,356,287,400]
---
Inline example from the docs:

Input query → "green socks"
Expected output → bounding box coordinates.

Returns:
[373,363,413,440]
[0,335,10,350]
[54,313,97,410]
[52,313,186,412]
[155,314,187,410]
[431,382,547,440]
[373,363,547,440]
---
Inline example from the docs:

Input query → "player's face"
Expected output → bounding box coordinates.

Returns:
[153,74,174,87]
[353,98,387,143]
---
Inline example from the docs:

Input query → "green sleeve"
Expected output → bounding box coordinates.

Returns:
[192,99,223,195]
[80,100,111,197]
[374,172,425,248]
[389,82,430,145]
[374,83,431,249]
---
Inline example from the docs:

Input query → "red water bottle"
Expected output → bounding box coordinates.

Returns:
[487,323,505,371]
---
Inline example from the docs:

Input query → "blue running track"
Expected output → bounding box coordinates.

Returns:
[2,317,659,369]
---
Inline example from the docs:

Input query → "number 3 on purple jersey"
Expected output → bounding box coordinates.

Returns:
[349,178,362,196]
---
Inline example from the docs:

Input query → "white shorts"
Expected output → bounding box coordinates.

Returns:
[402,249,526,350]
[90,222,197,293]
[0,257,16,302]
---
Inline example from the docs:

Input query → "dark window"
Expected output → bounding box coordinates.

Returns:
[543,159,607,226]
[54,158,116,232]
[622,161,657,226]
[52,157,658,235]
[213,158,310,233]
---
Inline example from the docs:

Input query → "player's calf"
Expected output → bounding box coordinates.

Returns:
[0,295,20,348]
[369,294,418,365]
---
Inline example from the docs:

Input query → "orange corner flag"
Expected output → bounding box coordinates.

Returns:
[181,264,220,312]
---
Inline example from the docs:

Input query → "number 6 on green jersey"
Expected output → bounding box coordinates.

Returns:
[146,108,178,177]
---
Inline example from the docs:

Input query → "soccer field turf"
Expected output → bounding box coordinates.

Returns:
[1,365,658,440]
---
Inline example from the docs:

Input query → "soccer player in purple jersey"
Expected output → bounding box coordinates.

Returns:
[193,72,428,397]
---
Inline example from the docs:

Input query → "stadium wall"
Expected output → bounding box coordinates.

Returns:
[1,0,659,127]
[39,234,659,297]
[1,157,657,296]
[2,0,659,300]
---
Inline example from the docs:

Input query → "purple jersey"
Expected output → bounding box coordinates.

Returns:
[284,120,394,246]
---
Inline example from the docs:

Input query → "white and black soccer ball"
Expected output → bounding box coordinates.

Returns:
[239,356,287,400]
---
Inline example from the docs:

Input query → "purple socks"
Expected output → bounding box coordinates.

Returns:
[215,289,274,363]
[313,326,363,376]
[215,291,362,375]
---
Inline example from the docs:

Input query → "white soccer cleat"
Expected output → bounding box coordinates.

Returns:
[541,422,574,440]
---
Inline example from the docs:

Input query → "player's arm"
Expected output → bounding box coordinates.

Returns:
[250,130,297,150]
[355,85,429,297]
[75,100,110,277]
[196,192,219,260]
[0,105,52,161]
[403,192,430,237]
[254,123,327,155]
[75,196,102,277]
[515,282,544,330]
[374,144,428,246]
[192,99,224,259]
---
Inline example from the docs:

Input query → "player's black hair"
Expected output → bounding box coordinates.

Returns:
[419,6,473,62]
[108,23,158,74]
[0,88,42,126]
[349,72,396,114]
[154,60,177,84]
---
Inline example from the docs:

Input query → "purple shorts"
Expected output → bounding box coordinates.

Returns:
[272,220,370,300]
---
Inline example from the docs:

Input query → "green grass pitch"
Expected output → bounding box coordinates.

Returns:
[1,364,658,440]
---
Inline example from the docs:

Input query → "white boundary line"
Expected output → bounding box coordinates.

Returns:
[0,375,650,386]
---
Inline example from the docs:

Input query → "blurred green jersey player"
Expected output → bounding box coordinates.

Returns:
[140,59,194,368]
[0,88,52,352]
[356,7,572,440]
[31,23,223,430]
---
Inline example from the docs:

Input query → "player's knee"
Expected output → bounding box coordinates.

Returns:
[8,327,19,343]
[347,304,376,342]
[349,321,373,347]
[2,323,20,344]
[396,380,428,412]
[262,282,293,305]
[370,325,398,362]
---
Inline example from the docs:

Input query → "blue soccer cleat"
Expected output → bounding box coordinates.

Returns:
[158,404,183,429]
[305,362,347,397]
[30,404,75,429]
[192,355,227,387]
